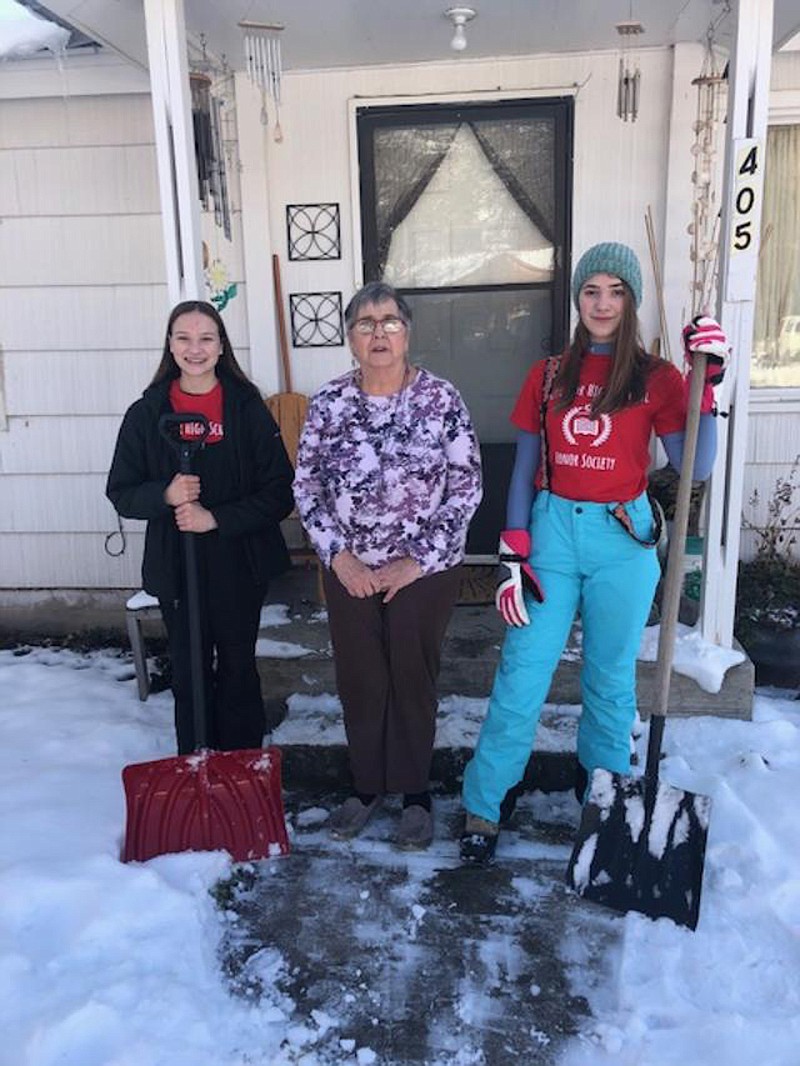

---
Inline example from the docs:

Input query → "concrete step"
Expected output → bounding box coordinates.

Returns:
[257,568,755,724]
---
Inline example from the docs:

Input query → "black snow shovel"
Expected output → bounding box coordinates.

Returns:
[566,353,713,930]
[121,411,290,864]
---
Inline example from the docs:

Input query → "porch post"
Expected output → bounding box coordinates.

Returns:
[143,0,204,304]
[700,0,774,647]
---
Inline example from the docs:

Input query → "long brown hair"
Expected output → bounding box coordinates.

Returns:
[553,286,659,416]
[150,300,252,388]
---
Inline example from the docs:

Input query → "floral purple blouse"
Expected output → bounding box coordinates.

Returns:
[293,367,483,575]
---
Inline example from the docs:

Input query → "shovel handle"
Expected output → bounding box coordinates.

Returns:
[272,254,293,393]
[158,411,211,751]
[646,352,708,777]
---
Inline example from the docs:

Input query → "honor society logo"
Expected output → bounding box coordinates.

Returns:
[556,405,617,472]
[561,405,612,447]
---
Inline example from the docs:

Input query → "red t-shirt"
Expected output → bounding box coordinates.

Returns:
[169,379,224,444]
[511,354,686,502]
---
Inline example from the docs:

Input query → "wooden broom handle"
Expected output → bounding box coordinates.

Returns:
[272,254,293,392]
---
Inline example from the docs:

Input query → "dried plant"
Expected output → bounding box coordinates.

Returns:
[736,456,800,638]
[743,456,800,564]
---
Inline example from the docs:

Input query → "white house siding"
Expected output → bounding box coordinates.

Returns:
[0,62,250,592]
[745,397,800,561]
[0,88,162,590]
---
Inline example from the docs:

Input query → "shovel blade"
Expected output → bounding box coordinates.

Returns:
[566,768,711,930]
[121,746,290,863]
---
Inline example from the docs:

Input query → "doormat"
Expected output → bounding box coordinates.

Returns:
[458,566,497,605]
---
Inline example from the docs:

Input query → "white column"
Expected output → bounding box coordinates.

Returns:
[143,0,204,304]
[234,71,280,395]
[700,0,774,647]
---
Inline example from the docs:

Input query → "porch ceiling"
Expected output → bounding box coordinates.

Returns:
[34,0,800,73]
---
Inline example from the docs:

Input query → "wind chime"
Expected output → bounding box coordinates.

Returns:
[189,36,232,240]
[239,19,284,142]
[688,30,728,316]
[616,18,644,123]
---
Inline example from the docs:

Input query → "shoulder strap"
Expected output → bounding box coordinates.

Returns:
[539,356,560,492]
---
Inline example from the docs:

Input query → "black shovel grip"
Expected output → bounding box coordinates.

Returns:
[158,411,211,474]
[157,411,211,751]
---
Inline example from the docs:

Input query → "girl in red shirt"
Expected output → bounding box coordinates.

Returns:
[460,242,729,864]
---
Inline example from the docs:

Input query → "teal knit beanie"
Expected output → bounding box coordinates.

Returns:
[572,242,643,309]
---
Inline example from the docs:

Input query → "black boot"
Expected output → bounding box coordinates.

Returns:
[459,813,499,866]
[499,781,524,825]
[574,762,589,804]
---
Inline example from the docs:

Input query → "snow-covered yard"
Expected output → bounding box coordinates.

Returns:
[1,643,799,1065]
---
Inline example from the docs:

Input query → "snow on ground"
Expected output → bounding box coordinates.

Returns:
[637,622,746,694]
[1,641,799,1066]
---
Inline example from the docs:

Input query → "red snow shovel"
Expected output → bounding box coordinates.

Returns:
[121,412,290,864]
[566,354,712,930]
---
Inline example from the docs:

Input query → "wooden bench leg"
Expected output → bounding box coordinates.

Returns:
[126,610,150,702]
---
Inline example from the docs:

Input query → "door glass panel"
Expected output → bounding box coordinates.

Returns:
[406,289,551,444]
[384,124,554,288]
[407,289,552,554]
[358,99,571,554]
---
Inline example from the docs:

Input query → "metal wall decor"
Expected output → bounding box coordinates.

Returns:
[287,203,342,261]
[289,291,344,347]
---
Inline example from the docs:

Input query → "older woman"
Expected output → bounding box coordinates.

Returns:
[293,281,482,850]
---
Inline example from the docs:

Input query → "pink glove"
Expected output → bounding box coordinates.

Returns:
[496,530,544,627]
[682,315,729,413]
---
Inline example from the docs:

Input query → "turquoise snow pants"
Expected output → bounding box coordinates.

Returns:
[462,490,661,823]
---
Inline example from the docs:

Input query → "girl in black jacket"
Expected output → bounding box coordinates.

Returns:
[107,300,294,754]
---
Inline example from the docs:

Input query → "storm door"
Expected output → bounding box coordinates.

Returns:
[357,98,573,555]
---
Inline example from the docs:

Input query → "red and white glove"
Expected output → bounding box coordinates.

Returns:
[682,315,729,413]
[496,530,544,627]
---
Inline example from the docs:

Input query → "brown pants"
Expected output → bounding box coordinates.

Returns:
[322,565,462,795]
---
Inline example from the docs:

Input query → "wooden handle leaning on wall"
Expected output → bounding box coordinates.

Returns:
[272,253,293,392]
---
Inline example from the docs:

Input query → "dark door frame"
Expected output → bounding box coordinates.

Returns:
[355,96,574,558]
[356,96,574,353]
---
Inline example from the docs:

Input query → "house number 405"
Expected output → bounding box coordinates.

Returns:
[725,137,765,302]
[731,140,763,254]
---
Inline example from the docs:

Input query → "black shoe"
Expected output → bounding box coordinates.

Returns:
[459,813,499,866]
[574,762,588,804]
[499,782,524,825]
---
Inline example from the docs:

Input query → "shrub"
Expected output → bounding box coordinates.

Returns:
[734,457,800,642]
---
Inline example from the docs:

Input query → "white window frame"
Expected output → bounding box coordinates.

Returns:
[750,90,800,408]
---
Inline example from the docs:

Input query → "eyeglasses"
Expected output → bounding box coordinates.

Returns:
[351,316,406,335]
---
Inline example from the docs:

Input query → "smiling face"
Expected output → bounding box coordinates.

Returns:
[577,273,627,344]
[348,299,409,383]
[169,310,222,393]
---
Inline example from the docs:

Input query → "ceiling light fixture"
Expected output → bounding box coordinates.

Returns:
[445,7,476,53]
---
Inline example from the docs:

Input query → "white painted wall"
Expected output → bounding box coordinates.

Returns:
[0,57,250,591]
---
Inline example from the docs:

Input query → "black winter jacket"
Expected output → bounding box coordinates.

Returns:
[106,372,294,601]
